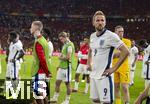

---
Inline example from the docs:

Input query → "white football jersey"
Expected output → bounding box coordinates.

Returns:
[142,45,150,79]
[90,29,123,79]
[8,40,23,63]
[48,41,54,57]
[129,46,139,64]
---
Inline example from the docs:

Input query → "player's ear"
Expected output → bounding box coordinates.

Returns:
[92,17,95,27]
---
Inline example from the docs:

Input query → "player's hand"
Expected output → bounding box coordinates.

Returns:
[145,61,150,65]
[49,72,52,78]
[102,68,115,76]
[87,65,92,71]
[132,63,135,67]
[56,67,59,71]
[10,59,16,63]
[5,57,8,63]
[134,97,142,104]
[58,54,64,60]
[59,56,65,60]
[46,72,52,78]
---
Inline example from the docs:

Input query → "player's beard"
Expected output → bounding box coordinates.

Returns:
[96,25,104,32]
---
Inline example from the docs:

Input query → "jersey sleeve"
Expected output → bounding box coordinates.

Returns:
[148,46,150,54]
[67,46,73,53]
[35,42,49,77]
[134,47,139,54]
[16,42,23,51]
[48,41,54,56]
[108,33,124,49]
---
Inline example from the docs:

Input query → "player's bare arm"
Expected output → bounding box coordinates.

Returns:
[145,55,150,65]
[5,47,9,63]
[10,49,25,63]
[134,83,150,104]
[103,44,129,76]
[113,51,121,58]
[59,51,71,61]
[132,53,138,67]
[87,48,92,71]
[17,49,25,59]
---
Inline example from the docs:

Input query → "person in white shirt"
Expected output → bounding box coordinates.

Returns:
[42,28,54,57]
[48,40,54,57]
[6,31,25,79]
[139,40,150,87]
[129,40,139,86]
[6,31,25,95]
[87,11,129,104]
[135,39,150,103]
[42,28,54,103]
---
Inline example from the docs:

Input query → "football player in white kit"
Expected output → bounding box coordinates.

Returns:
[6,31,25,93]
[87,11,130,104]
[135,39,150,103]
[43,28,54,58]
[129,40,139,86]
[139,40,150,87]
[42,28,54,102]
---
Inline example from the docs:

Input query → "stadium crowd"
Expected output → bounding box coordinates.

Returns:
[0,14,149,52]
[0,0,149,52]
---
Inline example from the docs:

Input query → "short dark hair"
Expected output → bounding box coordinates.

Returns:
[42,28,50,39]
[84,38,89,43]
[139,39,147,46]
[9,31,19,39]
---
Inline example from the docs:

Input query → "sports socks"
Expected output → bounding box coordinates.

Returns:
[74,81,79,90]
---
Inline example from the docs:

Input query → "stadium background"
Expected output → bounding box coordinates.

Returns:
[0,0,149,104]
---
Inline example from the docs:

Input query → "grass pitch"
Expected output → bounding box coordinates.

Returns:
[0,55,145,104]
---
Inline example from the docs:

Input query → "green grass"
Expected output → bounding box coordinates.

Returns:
[0,55,145,104]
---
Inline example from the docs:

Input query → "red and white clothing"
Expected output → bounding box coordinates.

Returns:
[76,44,90,75]
[32,35,50,80]
[32,35,50,98]
[36,42,49,76]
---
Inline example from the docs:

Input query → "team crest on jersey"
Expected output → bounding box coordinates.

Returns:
[90,39,94,43]
[99,40,105,46]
